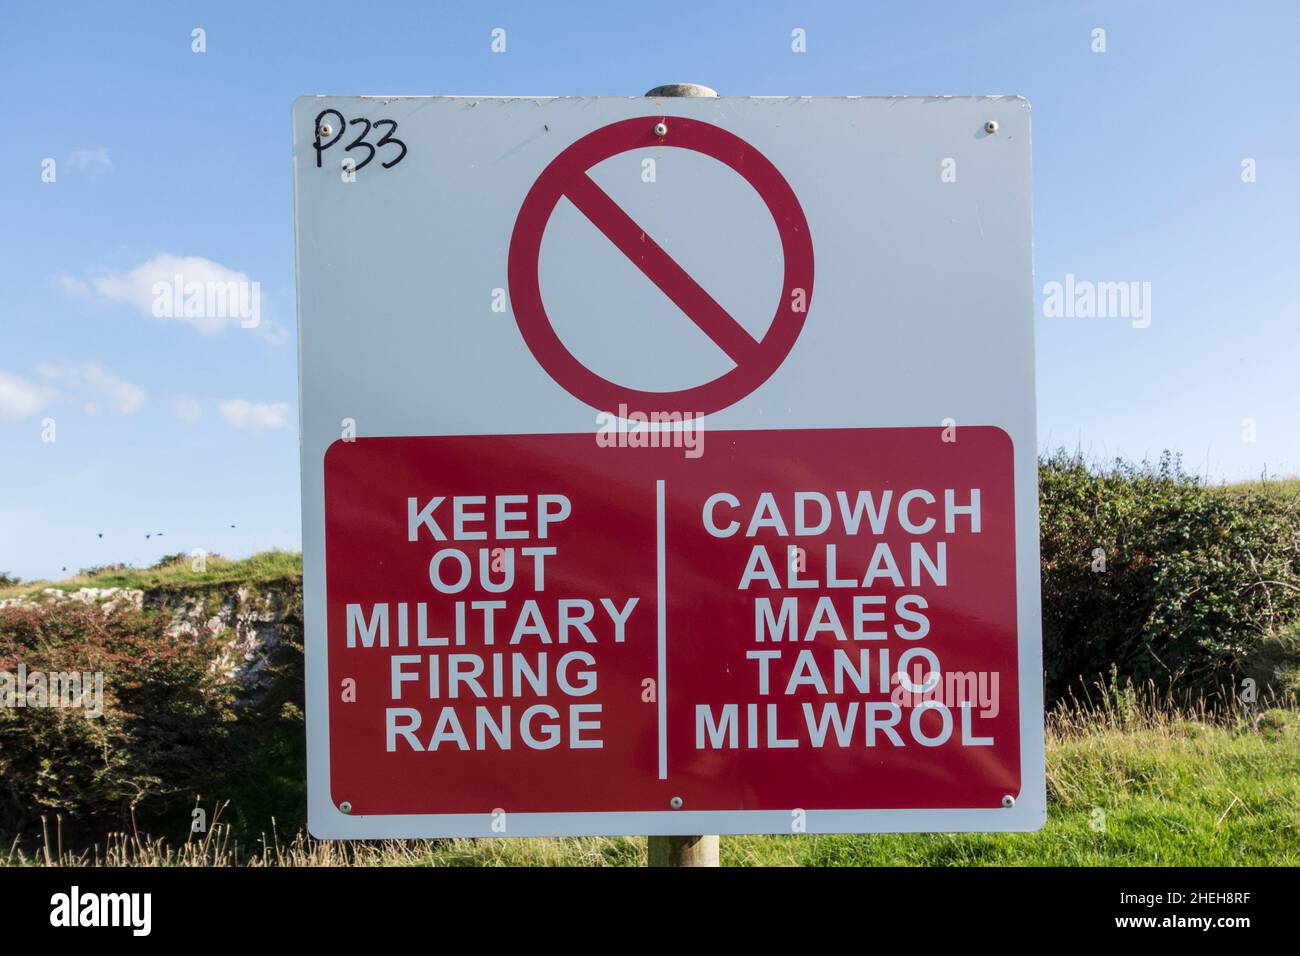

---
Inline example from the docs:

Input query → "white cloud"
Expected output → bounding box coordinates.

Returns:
[174,395,203,424]
[36,363,145,415]
[67,147,112,172]
[218,399,289,430]
[0,373,55,419]
[57,275,91,296]
[65,253,276,339]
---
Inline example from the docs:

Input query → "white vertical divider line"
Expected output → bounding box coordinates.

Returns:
[656,478,668,780]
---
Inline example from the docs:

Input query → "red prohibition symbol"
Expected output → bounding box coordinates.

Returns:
[507,116,815,416]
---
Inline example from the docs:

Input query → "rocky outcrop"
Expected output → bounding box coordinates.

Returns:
[0,586,144,614]
[149,584,301,690]
[0,582,302,692]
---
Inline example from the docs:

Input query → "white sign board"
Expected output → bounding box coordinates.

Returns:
[293,94,1044,839]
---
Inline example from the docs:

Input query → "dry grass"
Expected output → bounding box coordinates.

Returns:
[4,805,449,868]
[1046,674,1273,741]
[7,686,1297,868]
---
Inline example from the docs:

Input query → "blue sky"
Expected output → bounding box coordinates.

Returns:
[1,0,1297,580]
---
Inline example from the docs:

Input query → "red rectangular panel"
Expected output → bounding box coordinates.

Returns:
[324,426,1019,816]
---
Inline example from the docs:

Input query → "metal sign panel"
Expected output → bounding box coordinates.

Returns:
[293,94,1044,838]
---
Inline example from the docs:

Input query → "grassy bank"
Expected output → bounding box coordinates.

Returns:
[1220,476,1300,500]
[0,551,302,601]
[7,702,1296,867]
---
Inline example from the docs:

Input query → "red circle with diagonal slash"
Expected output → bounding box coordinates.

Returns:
[508,116,814,416]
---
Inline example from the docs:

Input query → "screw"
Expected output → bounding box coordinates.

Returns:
[644,83,718,98]
[670,796,683,809]
[339,800,353,814]
[984,120,999,134]
[318,123,334,138]
[1001,794,1015,808]
[654,122,668,137]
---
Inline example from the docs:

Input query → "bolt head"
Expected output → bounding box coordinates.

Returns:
[339,800,353,814]
[318,123,334,138]
[1001,794,1015,808]
[644,83,719,98]
[654,122,668,137]
[670,796,684,809]
[984,120,999,134]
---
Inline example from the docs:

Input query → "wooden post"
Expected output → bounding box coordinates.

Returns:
[648,834,720,867]
[643,81,721,869]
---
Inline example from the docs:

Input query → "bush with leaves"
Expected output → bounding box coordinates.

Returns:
[220,589,307,839]
[0,601,234,840]
[1038,452,1300,703]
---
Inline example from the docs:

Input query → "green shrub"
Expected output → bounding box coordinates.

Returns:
[0,602,234,840]
[1241,619,1300,699]
[1039,452,1300,704]
[219,592,307,839]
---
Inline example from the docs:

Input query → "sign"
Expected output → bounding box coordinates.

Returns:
[507,116,814,414]
[293,95,1044,838]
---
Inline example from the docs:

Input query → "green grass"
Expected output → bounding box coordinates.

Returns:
[9,707,1298,867]
[0,550,302,600]
[404,715,1300,867]
[1217,475,1300,502]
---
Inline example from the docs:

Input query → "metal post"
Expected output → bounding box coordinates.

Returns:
[643,80,720,869]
